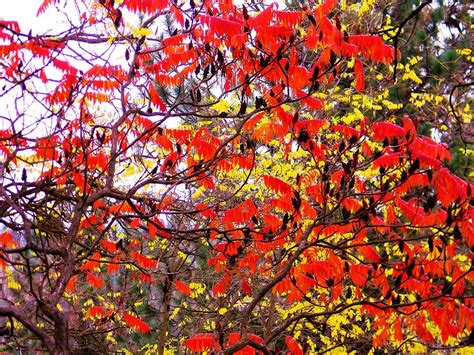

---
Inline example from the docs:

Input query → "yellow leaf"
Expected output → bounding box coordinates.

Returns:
[402,70,422,84]
[84,299,94,307]
[192,186,205,199]
[7,281,21,290]
[132,27,152,37]
[456,48,471,56]
[409,56,421,65]
[170,307,180,320]
[210,100,231,113]
[122,164,138,177]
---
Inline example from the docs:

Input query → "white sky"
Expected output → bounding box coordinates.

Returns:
[0,0,58,33]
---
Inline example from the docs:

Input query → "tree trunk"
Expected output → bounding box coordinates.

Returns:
[158,273,173,355]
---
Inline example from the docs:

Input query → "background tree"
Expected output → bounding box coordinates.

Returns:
[0,0,472,354]
[336,0,473,176]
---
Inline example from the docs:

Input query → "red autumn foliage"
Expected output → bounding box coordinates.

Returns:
[0,0,471,354]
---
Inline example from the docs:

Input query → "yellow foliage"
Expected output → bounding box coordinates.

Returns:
[210,100,231,113]
[402,69,422,84]
[132,27,152,37]
[456,48,472,56]
[358,0,375,16]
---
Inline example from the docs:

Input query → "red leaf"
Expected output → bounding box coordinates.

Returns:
[175,280,192,296]
[66,275,78,293]
[86,306,104,318]
[434,168,468,208]
[261,175,293,195]
[222,199,258,225]
[123,313,151,333]
[148,221,157,239]
[201,15,242,37]
[185,333,215,352]
[131,251,158,269]
[37,0,55,16]
[212,274,231,297]
[294,119,327,134]
[0,231,15,248]
[402,115,417,140]
[248,5,274,29]
[409,136,451,162]
[373,153,402,169]
[274,10,304,27]
[288,65,310,90]
[122,0,168,14]
[149,82,166,111]
[87,272,104,288]
[107,259,120,274]
[349,264,371,287]
[332,125,360,138]
[272,278,292,295]
[348,35,396,63]
[161,152,178,172]
[241,279,252,295]
[109,201,133,215]
[358,245,381,263]
[52,58,78,74]
[285,336,303,355]
[372,121,405,141]
[394,318,403,342]
[354,59,364,92]
[0,21,20,32]
[101,240,117,253]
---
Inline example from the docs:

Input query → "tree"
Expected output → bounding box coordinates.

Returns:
[347,0,473,177]
[0,0,472,353]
